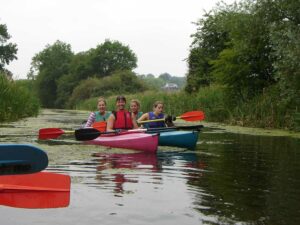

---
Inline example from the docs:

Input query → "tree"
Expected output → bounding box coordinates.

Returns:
[185,9,229,93]
[186,1,276,101]
[55,40,138,108]
[0,24,17,73]
[257,0,300,106]
[55,51,93,108]
[159,73,172,81]
[138,74,165,90]
[211,6,276,102]
[89,39,137,77]
[32,40,73,108]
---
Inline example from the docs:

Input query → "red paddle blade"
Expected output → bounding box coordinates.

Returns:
[178,111,205,121]
[0,172,70,209]
[92,121,107,132]
[0,172,70,192]
[39,128,64,139]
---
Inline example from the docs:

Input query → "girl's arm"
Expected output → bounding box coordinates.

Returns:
[106,114,116,131]
[137,113,149,128]
[85,112,96,127]
[131,115,139,129]
[137,113,149,122]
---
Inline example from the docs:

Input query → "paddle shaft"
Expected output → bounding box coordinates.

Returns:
[0,184,69,192]
[138,117,179,124]
[138,111,205,124]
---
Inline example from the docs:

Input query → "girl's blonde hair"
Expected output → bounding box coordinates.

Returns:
[97,97,106,105]
[130,99,141,108]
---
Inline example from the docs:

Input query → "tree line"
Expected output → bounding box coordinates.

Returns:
[27,40,185,108]
[1,22,185,114]
[2,0,300,129]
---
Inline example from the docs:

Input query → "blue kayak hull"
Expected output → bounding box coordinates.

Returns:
[0,144,48,175]
[156,130,199,149]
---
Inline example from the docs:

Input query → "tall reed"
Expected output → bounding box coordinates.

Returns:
[75,85,228,121]
[75,84,298,130]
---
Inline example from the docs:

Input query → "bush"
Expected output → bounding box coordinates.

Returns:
[68,70,147,108]
[0,74,40,122]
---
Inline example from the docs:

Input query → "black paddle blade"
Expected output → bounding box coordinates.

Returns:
[74,128,101,141]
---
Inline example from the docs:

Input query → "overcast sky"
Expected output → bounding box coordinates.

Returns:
[0,0,236,79]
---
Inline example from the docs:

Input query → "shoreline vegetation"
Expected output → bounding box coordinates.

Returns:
[76,86,300,132]
[0,74,40,122]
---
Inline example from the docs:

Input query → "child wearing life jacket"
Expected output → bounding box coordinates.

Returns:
[106,95,138,131]
[137,101,174,128]
[85,97,111,127]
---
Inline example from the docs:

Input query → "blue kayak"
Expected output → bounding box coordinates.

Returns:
[0,144,48,175]
[159,130,199,149]
[147,129,199,149]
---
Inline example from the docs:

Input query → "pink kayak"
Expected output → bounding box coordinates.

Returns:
[86,132,159,153]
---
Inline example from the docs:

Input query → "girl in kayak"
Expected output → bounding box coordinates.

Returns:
[84,97,111,127]
[106,95,138,131]
[130,99,143,121]
[137,101,174,128]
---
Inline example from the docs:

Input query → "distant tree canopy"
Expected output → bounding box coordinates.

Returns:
[88,40,137,77]
[0,24,17,75]
[32,39,138,108]
[139,73,186,90]
[185,0,300,106]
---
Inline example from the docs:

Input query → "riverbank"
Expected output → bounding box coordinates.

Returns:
[199,121,300,139]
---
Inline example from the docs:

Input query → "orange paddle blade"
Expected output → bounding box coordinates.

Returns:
[177,111,205,122]
[92,121,107,132]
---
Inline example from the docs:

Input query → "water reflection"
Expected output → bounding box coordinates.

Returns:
[90,151,209,197]
[92,152,160,194]
[0,191,70,209]
[196,131,300,224]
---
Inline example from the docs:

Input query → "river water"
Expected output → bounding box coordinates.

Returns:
[0,109,300,225]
